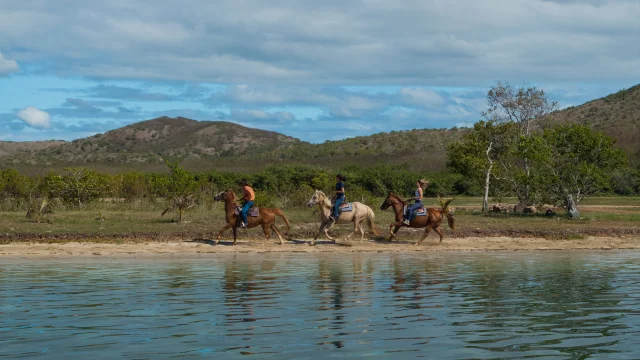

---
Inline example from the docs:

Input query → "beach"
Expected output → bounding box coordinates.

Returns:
[1,236,639,256]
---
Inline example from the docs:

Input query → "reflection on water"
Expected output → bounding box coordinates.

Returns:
[1,252,640,359]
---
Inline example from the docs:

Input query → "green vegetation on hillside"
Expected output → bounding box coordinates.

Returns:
[545,84,640,166]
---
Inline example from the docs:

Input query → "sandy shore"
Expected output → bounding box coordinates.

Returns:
[1,236,639,256]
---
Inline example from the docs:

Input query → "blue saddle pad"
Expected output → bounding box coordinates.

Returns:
[339,202,353,212]
[415,208,427,216]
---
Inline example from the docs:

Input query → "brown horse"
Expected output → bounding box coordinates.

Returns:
[380,192,455,245]
[213,190,291,245]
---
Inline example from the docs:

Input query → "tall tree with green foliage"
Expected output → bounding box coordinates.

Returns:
[520,125,627,218]
[482,82,559,205]
[447,121,516,211]
[161,160,197,222]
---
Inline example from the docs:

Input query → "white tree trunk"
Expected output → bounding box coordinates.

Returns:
[482,142,493,213]
[566,194,580,219]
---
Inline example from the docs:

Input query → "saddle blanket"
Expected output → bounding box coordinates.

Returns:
[339,202,353,212]
[235,207,259,217]
[404,205,427,216]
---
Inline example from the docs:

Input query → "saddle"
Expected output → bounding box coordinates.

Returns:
[403,205,427,219]
[234,206,259,217]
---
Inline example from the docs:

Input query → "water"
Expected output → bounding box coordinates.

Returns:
[1,252,640,359]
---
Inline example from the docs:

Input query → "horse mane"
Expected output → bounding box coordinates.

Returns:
[388,192,406,205]
[315,190,332,207]
[225,189,237,200]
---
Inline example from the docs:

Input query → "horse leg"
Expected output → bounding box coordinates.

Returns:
[271,223,285,245]
[388,225,400,242]
[311,223,325,246]
[359,223,365,242]
[215,223,233,244]
[434,227,444,243]
[232,226,238,246]
[416,227,431,246]
[261,223,271,242]
[346,219,360,241]
[324,219,337,242]
[325,227,336,242]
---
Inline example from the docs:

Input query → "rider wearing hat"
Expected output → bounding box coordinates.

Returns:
[403,179,429,225]
[239,178,255,228]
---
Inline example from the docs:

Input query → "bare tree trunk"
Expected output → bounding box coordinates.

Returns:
[565,194,580,219]
[482,142,493,213]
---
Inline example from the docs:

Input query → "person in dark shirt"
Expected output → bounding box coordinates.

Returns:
[329,174,346,222]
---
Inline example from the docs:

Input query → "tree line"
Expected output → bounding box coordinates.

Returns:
[0,162,474,209]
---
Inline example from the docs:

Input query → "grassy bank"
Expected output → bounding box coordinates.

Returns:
[1,196,639,243]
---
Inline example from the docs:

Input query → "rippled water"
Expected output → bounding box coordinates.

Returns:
[2,252,640,359]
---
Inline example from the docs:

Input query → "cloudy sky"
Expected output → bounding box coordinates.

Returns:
[1,0,638,143]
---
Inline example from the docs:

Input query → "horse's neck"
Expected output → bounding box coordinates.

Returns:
[390,198,405,219]
[318,200,331,216]
[225,199,237,214]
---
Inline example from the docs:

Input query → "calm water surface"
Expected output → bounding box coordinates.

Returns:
[1,251,640,359]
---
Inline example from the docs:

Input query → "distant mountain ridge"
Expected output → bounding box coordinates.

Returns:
[1,84,639,172]
[0,117,302,168]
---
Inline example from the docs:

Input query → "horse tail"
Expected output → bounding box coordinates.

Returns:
[273,208,291,234]
[366,206,380,236]
[446,212,455,230]
[438,196,456,230]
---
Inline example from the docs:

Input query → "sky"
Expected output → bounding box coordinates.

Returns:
[1,0,639,143]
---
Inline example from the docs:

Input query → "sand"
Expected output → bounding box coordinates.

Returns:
[1,236,639,257]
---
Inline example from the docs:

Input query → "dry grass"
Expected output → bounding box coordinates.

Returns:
[0,196,638,243]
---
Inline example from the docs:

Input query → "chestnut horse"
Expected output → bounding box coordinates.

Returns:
[380,192,455,245]
[213,190,291,245]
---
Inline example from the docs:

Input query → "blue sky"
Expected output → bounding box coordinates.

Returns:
[1,0,639,143]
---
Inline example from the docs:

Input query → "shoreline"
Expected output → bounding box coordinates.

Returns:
[1,236,639,257]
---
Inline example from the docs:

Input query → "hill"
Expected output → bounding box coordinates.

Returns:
[1,84,638,173]
[545,84,640,166]
[257,128,466,172]
[1,117,301,170]
[0,140,66,157]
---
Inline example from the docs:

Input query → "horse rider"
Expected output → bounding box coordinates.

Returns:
[403,179,429,225]
[238,178,255,228]
[329,174,346,223]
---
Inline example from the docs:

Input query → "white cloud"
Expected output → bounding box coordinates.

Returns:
[0,1,638,84]
[0,52,19,75]
[399,88,445,107]
[17,107,51,128]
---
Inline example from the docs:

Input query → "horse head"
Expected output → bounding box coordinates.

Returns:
[214,190,235,202]
[380,191,403,211]
[306,190,323,207]
[380,191,393,210]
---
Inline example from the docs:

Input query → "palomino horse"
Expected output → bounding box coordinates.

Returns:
[214,190,291,245]
[306,190,379,246]
[380,192,455,245]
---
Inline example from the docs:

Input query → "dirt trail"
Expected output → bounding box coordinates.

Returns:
[1,236,639,257]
